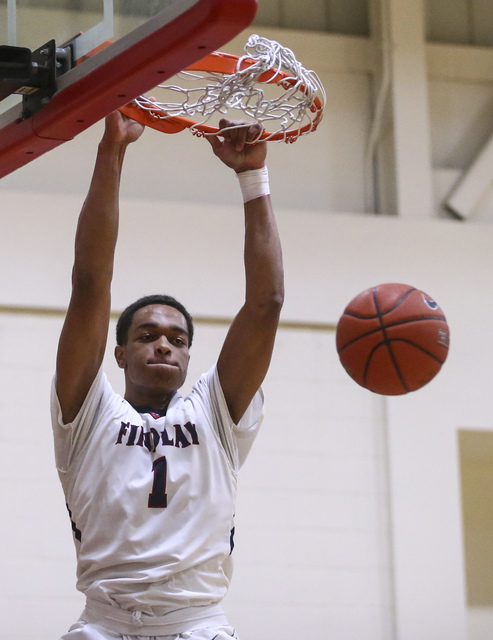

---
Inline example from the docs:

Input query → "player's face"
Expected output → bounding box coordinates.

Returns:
[115,304,190,397]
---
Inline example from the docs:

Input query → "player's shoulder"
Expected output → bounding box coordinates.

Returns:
[186,364,219,404]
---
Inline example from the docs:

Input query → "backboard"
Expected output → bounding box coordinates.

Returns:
[0,0,258,178]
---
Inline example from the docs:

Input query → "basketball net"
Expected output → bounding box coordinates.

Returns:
[127,34,326,143]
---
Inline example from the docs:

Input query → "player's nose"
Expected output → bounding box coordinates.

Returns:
[155,336,171,354]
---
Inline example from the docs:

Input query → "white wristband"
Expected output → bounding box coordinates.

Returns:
[236,166,270,203]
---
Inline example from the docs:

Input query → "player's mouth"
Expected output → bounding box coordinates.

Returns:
[147,360,178,367]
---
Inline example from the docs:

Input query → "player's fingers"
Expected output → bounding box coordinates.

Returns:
[218,118,233,142]
[227,123,250,150]
[219,117,242,131]
[206,134,221,152]
[218,119,254,149]
[232,127,249,151]
[245,122,263,143]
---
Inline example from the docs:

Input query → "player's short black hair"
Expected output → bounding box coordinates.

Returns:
[116,294,194,347]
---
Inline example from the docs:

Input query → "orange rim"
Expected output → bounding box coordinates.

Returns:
[119,51,324,142]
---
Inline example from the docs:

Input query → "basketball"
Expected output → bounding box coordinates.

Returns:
[336,283,450,395]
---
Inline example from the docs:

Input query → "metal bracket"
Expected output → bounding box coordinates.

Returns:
[0,39,74,118]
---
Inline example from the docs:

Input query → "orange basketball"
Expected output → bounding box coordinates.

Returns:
[336,283,450,395]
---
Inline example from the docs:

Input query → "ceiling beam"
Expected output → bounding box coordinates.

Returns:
[445,131,493,219]
[388,0,434,217]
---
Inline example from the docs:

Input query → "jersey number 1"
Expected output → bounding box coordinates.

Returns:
[148,456,168,508]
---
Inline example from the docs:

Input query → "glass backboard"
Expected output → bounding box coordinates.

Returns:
[0,0,258,177]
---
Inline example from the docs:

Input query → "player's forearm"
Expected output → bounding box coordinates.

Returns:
[243,194,284,313]
[72,140,127,289]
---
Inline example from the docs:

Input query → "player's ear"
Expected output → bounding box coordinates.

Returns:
[114,345,126,369]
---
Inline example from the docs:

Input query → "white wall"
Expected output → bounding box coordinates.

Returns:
[1,185,489,640]
[1,17,493,640]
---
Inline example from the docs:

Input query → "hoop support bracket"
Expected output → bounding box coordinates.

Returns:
[0,40,74,118]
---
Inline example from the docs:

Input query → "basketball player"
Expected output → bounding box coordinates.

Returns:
[52,110,284,639]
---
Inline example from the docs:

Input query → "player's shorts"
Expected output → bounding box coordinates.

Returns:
[59,601,239,640]
[59,619,239,640]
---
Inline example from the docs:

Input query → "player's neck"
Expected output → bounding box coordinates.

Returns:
[124,388,177,415]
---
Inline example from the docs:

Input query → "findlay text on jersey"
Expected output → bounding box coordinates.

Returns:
[115,420,200,453]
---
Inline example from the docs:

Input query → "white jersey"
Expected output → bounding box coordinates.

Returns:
[51,364,263,617]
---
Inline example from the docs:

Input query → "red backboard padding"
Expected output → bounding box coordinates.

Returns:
[0,0,257,178]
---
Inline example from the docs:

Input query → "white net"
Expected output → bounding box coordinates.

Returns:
[131,34,326,143]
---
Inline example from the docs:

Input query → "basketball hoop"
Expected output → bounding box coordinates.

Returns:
[119,34,326,143]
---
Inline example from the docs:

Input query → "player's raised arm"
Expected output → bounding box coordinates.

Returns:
[56,112,144,424]
[207,119,284,424]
